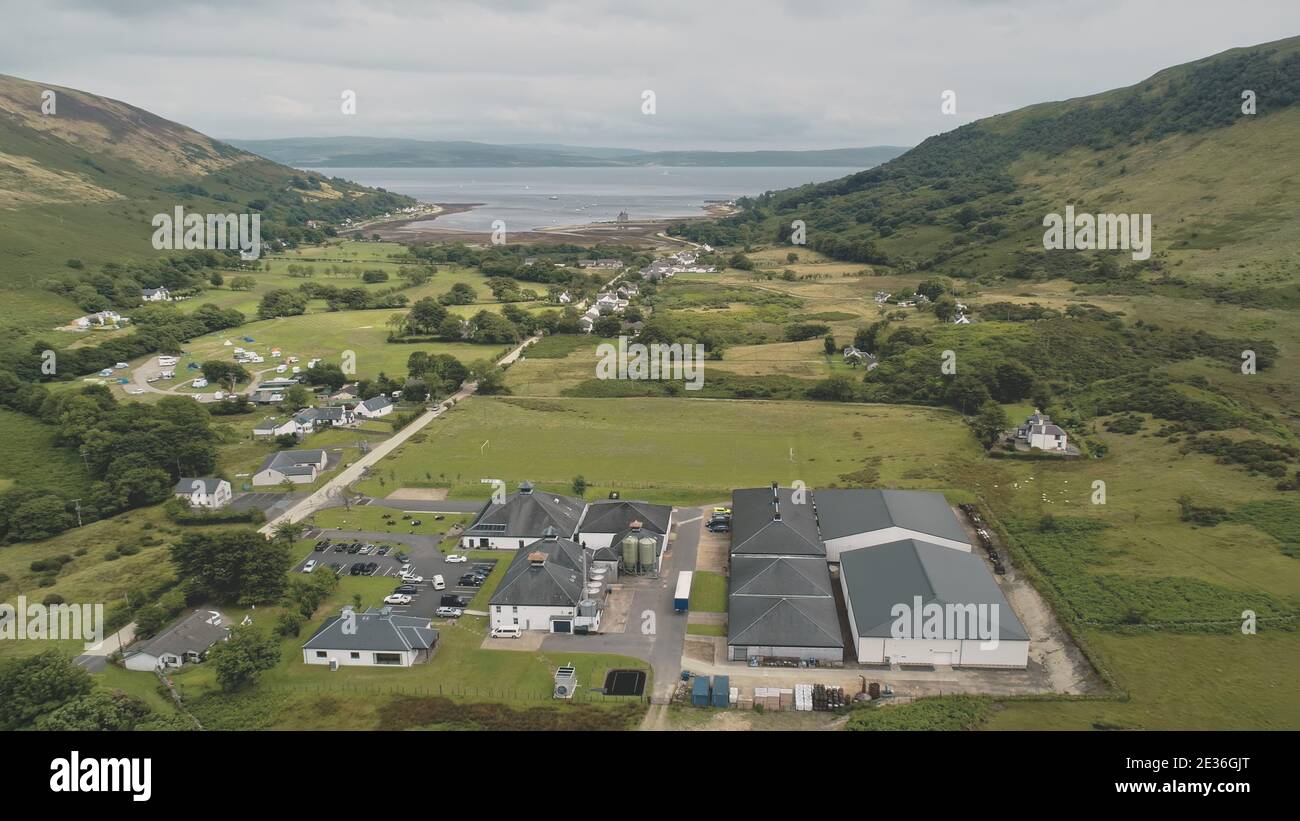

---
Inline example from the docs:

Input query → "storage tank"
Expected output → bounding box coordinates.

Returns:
[577,599,598,617]
[638,535,656,574]
[621,533,639,572]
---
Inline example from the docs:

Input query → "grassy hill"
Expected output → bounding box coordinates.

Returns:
[0,74,416,339]
[688,35,1300,290]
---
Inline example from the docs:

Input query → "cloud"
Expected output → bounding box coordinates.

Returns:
[2,0,1297,149]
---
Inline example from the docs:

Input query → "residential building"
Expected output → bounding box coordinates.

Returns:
[141,287,171,302]
[1016,410,1069,452]
[302,607,439,667]
[252,448,328,485]
[123,609,229,671]
[173,478,232,509]
[355,394,394,419]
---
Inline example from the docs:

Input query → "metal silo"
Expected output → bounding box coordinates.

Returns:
[621,533,639,572]
[638,535,656,574]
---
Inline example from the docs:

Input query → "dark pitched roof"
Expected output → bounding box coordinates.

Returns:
[127,609,228,659]
[730,556,834,598]
[489,534,586,608]
[302,608,438,652]
[839,539,1028,641]
[361,394,392,411]
[813,488,969,545]
[727,596,843,649]
[464,486,584,539]
[257,449,327,474]
[173,477,225,494]
[729,486,824,557]
[577,500,672,535]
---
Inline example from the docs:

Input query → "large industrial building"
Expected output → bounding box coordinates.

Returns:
[724,484,1029,669]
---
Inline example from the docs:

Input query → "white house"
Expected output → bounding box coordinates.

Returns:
[75,310,123,329]
[173,478,232,510]
[1016,411,1069,452]
[141,287,171,302]
[839,539,1029,668]
[355,394,394,419]
[460,481,585,550]
[302,607,439,667]
[813,488,972,561]
[252,416,303,439]
[252,449,328,486]
[488,529,601,634]
[123,609,229,671]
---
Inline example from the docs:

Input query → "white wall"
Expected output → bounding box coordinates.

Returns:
[824,526,970,561]
[490,604,574,631]
[460,535,539,550]
[252,468,316,486]
[728,645,843,662]
[854,636,1028,668]
[303,648,419,667]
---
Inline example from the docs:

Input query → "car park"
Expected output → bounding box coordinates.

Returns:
[435,607,462,618]
[383,594,412,605]
[445,554,467,563]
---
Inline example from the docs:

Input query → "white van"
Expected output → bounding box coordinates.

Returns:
[490,625,522,639]
[432,574,445,590]
[157,355,178,367]
[302,560,317,573]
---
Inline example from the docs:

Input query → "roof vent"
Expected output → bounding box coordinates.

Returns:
[773,500,782,522]
[528,551,547,567]
[542,525,559,542]
[519,480,534,494]
[629,519,643,532]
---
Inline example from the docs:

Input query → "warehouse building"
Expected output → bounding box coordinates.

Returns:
[813,488,972,561]
[839,539,1029,668]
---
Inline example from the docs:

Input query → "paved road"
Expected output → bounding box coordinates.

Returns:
[131,358,280,403]
[74,623,136,672]
[259,333,541,535]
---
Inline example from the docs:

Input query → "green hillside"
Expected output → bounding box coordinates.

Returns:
[0,74,416,340]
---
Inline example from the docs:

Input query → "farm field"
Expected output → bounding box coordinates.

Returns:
[352,395,984,504]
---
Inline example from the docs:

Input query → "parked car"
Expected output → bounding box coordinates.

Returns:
[302,560,317,573]
[459,574,483,587]
[314,541,329,552]
[376,545,390,556]
[395,553,409,563]
[713,507,732,516]
[383,594,412,605]
[400,574,423,584]
[707,521,731,533]
[349,564,364,576]
[435,607,463,619]
[490,625,522,639]
[393,585,418,595]
[347,544,362,554]
[445,554,467,563]
[432,575,446,590]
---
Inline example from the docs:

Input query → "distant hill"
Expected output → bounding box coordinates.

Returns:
[226,136,910,168]
[683,35,1300,297]
[0,74,413,332]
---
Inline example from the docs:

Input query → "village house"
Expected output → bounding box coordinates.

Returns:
[75,310,124,329]
[252,448,328,485]
[302,607,439,668]
[123,609,230,671]
[141,286,171,302]
[355,393,394,419]
[172,477,232,509]
[1016,410,1069,452]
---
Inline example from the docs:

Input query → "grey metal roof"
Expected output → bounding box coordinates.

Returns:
[174,478,225,494]
[257,448,327,474]
[839,539,1029,641]
[361,394,392,411]
[727,595,843,649]
[489,535,585,608]
[577,500,672,535]
[302,608,438,652]
[813,489,969,545]
[730,486,824,557]
[730,556,834,598]
[464,486,584,539]
[127,609,229,659]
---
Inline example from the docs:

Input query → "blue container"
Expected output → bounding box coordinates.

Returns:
[691,675,711,707]
[712,675,730,708]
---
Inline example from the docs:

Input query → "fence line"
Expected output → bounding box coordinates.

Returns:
[261,680,648,704]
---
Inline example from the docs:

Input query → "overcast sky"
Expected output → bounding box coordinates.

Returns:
[2,0,1298,150]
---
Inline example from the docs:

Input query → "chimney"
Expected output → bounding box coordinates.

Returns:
[629,519,643,532]
[528,551,547,567]
[519,480,534,494]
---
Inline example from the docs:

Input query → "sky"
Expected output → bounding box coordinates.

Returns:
[2,0,1298,151]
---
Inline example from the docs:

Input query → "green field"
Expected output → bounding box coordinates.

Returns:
[353,395,982,504]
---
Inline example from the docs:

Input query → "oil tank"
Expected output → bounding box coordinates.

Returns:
[621,533,639,571]
[638,535,656,573]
